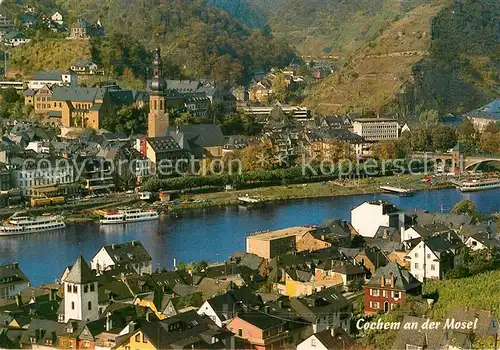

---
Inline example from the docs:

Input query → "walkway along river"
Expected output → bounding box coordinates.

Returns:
[0,187,498,285]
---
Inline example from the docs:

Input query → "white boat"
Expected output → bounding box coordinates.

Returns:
[0,213,66,236]
[99,209,160,224]
[459,178,500,192]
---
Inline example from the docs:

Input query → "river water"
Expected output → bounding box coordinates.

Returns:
[1,188,498,285]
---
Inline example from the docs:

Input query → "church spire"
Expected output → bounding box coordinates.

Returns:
[150,47,165,95]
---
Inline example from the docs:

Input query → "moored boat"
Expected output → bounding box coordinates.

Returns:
[0,212,66,236]
[459,178,500,192]
[99,209,159,224]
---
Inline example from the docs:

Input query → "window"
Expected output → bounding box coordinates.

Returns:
[415,253,418,258]
[472,241,477,246]
[371,289,379,296]
[414,263,419,269]
[383,290,388,297]
[88,301,92,310]
[73,285,78,293]
[238,329,243,337]
[90,283,95,292]
[135,334,141,342]
[84,285,88,293]
[71,301,75,310]
[427,254,431,259]
[143,334,147,343]
[311,338,316,347]
[67,284,71,293]
[370,301,379,309]
[431,264,435,271]
[394,291,400,298]
[83,341,90,348]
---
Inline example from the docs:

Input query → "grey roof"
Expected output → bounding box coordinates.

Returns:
[366,262,421,291]
[424,231,464,258]
[469,232,500,249]
[446,307,499,338]
[206,287,262,322]
[72,59,95,67]
[392,316,445,349]
[465,99,500,120]
[237,311,286,330]
[32,71,64,81]
[290,287,351,322]
[20,318,66,347]
[313,328,358,349]
[0,263,29,284]
[146,136,182,153]
[166,124,225,149]
[52,86,106,102]
[165,80,202,92]
[64,255,95,284]
[4,31,25,40]
[103,241,152,266]
[238,253,264,271]
[24,89,37,96]
[316,260,366,275]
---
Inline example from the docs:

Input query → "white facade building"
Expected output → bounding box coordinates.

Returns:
[90,241,153,275]
[51,12,64,25]
[353,118,399,141]
[28,71,77,90]
[11,159,75,196]
[351,201,402,237]
[63,256,99,323]
[0,263,30,300]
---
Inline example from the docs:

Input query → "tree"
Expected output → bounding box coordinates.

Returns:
[101,106,147,134]
[240,142,274,171]
[430,124,457,151]
[479,132,500,154]
[410,127,430,151]
[457,119,477,154]
[1,87,20,103]
[419,109,439,127]
[270,72,289,103]
[451,199,478,216]
[371,140,408,159]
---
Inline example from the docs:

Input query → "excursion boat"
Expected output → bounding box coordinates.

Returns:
[0,213,66,236]
[459,178,500,192]
[99,209,160,225]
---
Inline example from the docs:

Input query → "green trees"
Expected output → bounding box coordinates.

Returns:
[457,119,478,154]
[1,88,20,103]
[479,122,500,154]
[101,106,147,135]
[451,199,478,216]
[372,140,409,159]
[419,109,439,127]
[430,124,457,151]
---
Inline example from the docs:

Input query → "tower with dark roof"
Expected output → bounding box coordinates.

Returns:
[63,255,98,322]
[148,47,169,138]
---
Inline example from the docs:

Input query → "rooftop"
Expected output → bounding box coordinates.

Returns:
[247,226,313,241]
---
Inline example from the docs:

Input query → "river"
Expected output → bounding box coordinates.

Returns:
[1,188,499,285]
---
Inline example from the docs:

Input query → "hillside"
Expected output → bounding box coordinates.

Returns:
[304,1,448,114]
[303,0,499,115]
[7,40,91,78]
[209,0,437,58]
[53,0,295,86]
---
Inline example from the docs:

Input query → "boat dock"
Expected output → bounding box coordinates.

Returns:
[237,196,263,205]
[380,186,414,196]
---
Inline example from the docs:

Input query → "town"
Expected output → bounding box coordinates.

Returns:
[0,0,498,349]
[0,198,499,349]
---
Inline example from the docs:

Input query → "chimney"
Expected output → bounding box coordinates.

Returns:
[111,244,115,250]
[331,327,336,337]
[265,306,270,314]
[131,241,135,247]
[380,276,385,287]
[278,301,283,309]
[15,293,22,307]
[106,312,113,331]
[146,311,151,322]
[390,272,395,288]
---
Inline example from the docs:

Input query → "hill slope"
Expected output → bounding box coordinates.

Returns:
[53,0,295,85]
[304,0,499,115]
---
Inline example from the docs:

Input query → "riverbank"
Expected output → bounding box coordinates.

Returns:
[165,174,452,211]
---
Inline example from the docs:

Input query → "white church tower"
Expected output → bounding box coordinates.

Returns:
[63,255,99,323]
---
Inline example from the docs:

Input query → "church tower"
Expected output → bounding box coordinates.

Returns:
[63,255,99,322]
[148,47,169,138]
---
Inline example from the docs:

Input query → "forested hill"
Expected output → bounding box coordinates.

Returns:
[11,0,295,86]
[205,0,267,28]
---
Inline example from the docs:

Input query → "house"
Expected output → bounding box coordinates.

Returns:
[445,307,500,343]
[363,262,422,315]
[18,14,37,28]
[352,118,399,141]
[290,287,352,334]
[283,268,343,297]
[465,99,500,131]
[401,222,452,243]
[226,311,290,350]
[142,136,186,176]
[465,232,500,251]
[27,71,76,90]
[354,246,389,275]
[297,328,358,350]
[314,260,366,289]
[51,12,64,26]
[0,263,30,300]
[58,319,95,349]
[351,201,404,238]
[236,253,267,277]
[68,18,103,40]
[246,226,314,259]
[197,287,263,327]
[407,231,464,282]
[19,318,66,348]
[90,241,153,275]
[114,310,234,350]
[49,86,115,129]
[70,59,101,75]
[392,316,447,350]
[3,31,30,46]
[166,124,226,159]
[387,250,411,269]
[24,84,55,115]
